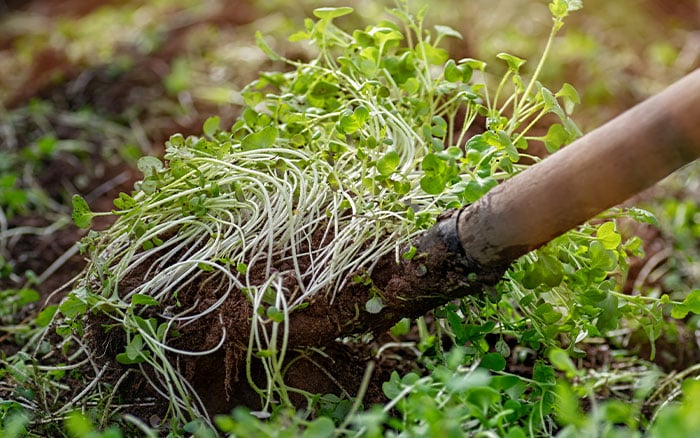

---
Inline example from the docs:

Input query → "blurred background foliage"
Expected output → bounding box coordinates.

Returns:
[2,0,698,125]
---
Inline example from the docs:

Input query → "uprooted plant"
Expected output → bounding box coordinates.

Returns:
[7,0,694,435]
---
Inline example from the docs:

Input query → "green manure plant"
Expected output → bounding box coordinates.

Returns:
[10,0,689,435]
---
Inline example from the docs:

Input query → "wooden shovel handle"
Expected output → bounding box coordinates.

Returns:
[458,68,700,268]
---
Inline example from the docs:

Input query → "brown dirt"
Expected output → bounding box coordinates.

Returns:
[84,229,416,416]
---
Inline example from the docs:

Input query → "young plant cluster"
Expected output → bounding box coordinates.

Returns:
[4,0,698,436]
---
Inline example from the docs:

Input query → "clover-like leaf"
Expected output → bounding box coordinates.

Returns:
[597,221,622,250]
[203,115,221,138]
[71,194,94,229]
[241,126,278,150]
[434,24,463,40]
[481,352,507,372]
[556,83,580,115]
[497,52,526,72]
[313,6,354,20]
[137,156,163,177]
[131,294,160,307]
[377,151,400,176]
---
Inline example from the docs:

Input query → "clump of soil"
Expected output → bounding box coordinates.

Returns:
[80,220,400,416]
[84,246,413,417]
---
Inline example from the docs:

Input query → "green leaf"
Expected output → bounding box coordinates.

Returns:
[266,306,286,323]
[465,386,501,412]
[420,174,446,195]
[131,294,160,307]
[549,0,570,18]
[255,31,281,61]
[377,151,400,176]
[497,52,526,72]
[116,352,146,365]
[56,325,72,336]
[444,59,462,82]
[400,77,419,94]
[354,106,370,124]
[64,412,95,437]
[543,124,570,153]
[197,262,214,272]
[460,58,487,71]
[540,254,564,287]
[135,316,159,336]
[164,57,191,94]
[113,192,137,210]
[535,303,561,325]
[59,294,87,319]
[541,87,565,119]
[288,30,310,43]
[556,83,580,115]
[302,417,335,438]
[241,126,278,150]
[671,289,700,319]
[1,410,30,437]
[459,177,497,203]
[481,352,506,371]
[496,130,519,161]
[416,41,448,65]
[421,153,445,173]
[339,106,370,134]
[597,221,622,250]
[310,80,340,97]
[596,293,620,332]
[532,361,556,386]
[371,27,404,47]
[15,288,40,307]
[203,115,221,137]
[402,246,417,260]
[125,334,144,360]
[390,318,411,336]
[431,116,448,138]
[627,207,659,226]
[36,305,58,327]
[589,240,617,271]
[683,289,700,315]
[183,419,215,437]
[313,6,354,20]
[554,382,585,428]
[549,348,581,378]
[71,194,94,229]
[137,156,164,177]
[434,24,462,40]
[382,371,402,398]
